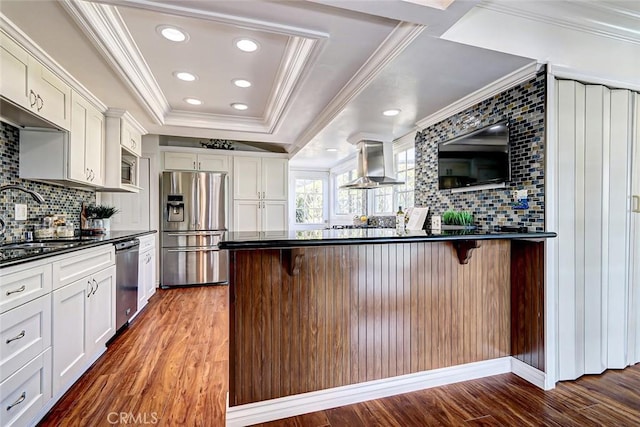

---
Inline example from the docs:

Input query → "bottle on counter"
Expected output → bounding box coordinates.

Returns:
[396,206,405,233]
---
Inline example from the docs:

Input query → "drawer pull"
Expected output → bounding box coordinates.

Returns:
[6,392,26,411]
[6,330,25,344]
[6,285,26,296]
[92,278,98,295]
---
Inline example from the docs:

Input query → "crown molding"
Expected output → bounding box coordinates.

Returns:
[478,2,640,46]
[289,21,426,157]
[0,12,107,112]
[93,0,330,39]
[105,107,147,134]
[164,110,269,133]
[415,61,540,130]
[61,0,169,124]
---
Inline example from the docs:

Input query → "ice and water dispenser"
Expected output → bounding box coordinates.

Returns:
[166,194,184,222]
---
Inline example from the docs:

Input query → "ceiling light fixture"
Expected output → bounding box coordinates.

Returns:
[326,148,338,152]
[185,98,203,105]
[382,109,401,117]
[233,79,252,88]
[235,38,259,52]
[231,103,248,111]
[157,25,189,42]
[174,71,197,82]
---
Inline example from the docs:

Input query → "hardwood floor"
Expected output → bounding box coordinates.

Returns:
[39,286,640,427]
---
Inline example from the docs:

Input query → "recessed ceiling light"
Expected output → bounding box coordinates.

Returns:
[231,103,248,111]
[174,71,197,82]
[157,25,188,42]
[326,148,338,152]
[382,109,401,117]
[235,38,259,52]
[185,98,203,105]
[233,79,252,88]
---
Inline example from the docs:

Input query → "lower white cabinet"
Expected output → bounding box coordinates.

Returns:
[52,265,115,395]
[233,200,287,232]
[137,236,157,313]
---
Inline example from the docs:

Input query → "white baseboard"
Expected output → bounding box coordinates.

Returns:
[226,357,512,427]
[511,357,548,389]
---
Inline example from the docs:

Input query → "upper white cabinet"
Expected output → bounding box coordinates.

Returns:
[100,109,147,193]
[233,156,288,200]
[164,151,229,172]
[0,31,71,130]
[69,90,104,186]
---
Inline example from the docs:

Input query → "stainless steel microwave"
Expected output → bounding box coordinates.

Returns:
[121,156,136,185]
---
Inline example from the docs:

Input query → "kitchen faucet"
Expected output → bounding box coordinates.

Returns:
[0,184,46,237]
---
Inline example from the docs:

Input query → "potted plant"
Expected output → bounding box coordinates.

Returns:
[84,204,119,234]
[441,210,475,230]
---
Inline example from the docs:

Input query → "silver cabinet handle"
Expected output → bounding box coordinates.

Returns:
[92,278,98,295]
[86,168,90,179]
[87,280,93,298]
[262,191,265,198]
[6,285,25,296]
[633,195,640,213]
[36,94,44,111]
[6,392,26,411]
[6,330,25,344]
[198,162,202,169]
[193,161,197,170]
[29,90,37,107]
[167,248,220,252]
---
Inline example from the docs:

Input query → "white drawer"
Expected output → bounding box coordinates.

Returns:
[52,245,115,290]
[138,234,155,251]
[0,262,52,314]
[0,294,51,382]
[0,348,51,427]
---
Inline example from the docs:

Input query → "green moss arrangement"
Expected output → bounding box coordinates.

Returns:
[85,204,119,219]
[442,210,474,226]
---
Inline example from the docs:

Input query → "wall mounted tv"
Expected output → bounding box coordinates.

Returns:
[437,120,511,190]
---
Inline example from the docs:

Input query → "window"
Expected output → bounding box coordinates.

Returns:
[335,169,365,215]
[294,178,325,224]
[371,147,416,214]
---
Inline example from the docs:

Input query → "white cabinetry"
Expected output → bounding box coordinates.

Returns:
[164,151,229,172]
[137,235,156,313]
[69,90,104,186]
[233,156,288,232]
[100,109,147,193]
[51,246,115,395]
[0,31,71,130]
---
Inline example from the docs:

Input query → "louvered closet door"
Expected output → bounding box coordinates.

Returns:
[555,80,636,380]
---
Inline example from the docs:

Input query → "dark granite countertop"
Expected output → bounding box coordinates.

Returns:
[219,229,557,250]
[0,230,157,268]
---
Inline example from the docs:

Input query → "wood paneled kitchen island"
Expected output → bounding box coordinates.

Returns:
[219,229,556,425]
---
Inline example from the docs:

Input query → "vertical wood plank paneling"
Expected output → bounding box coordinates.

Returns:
[230,241,516,405]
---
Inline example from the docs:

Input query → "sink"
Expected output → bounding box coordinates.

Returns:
[0,240,83,250]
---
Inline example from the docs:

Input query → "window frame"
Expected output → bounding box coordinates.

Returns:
[289,169,329,230]
[370,135,416,216]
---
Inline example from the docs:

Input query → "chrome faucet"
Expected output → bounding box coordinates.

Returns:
[0,184,46,237]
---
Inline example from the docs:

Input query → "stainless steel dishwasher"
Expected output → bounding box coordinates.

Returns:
[115,239,139,333]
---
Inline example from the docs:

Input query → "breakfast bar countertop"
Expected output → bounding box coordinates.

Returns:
[220,228,557,250]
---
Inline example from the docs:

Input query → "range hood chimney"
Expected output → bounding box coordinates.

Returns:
[341,136,404,189]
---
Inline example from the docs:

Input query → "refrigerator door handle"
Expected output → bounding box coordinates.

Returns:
[166,232,223,236]
[166,247,221,252]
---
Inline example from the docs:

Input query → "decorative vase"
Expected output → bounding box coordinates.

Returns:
[102,218,111,234]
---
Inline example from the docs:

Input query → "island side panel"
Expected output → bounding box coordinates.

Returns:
[510,240,545,371]
[229,240,512,406]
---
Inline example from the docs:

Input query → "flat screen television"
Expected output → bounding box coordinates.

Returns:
[437,120,511,190]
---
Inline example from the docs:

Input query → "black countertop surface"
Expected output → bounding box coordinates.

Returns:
[0,230,156,268]
[219,229,557,250]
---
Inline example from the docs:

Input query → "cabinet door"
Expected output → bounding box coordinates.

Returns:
[0,32,30,109]
[164,152,197,170]
[86,266,116,354]
[262,200,287,231]
[69,92,89,183]
[145,249,156,299]
[122,121,142,156]
[28,59,71,130]
[233,200,261,232]
[137,250,147,312]
[198,153,229,172]
[52,278,90,394]
[233,157,261,199]
[85,103,104,186]
[262,158,288,200]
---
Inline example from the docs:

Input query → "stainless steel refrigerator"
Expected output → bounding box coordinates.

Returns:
[161,171,228,287]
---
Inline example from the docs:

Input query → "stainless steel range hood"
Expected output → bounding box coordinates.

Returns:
[341,140,404,189]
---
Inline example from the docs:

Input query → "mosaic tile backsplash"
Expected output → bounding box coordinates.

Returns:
[415,70,546,232]
[0,121,95,242]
